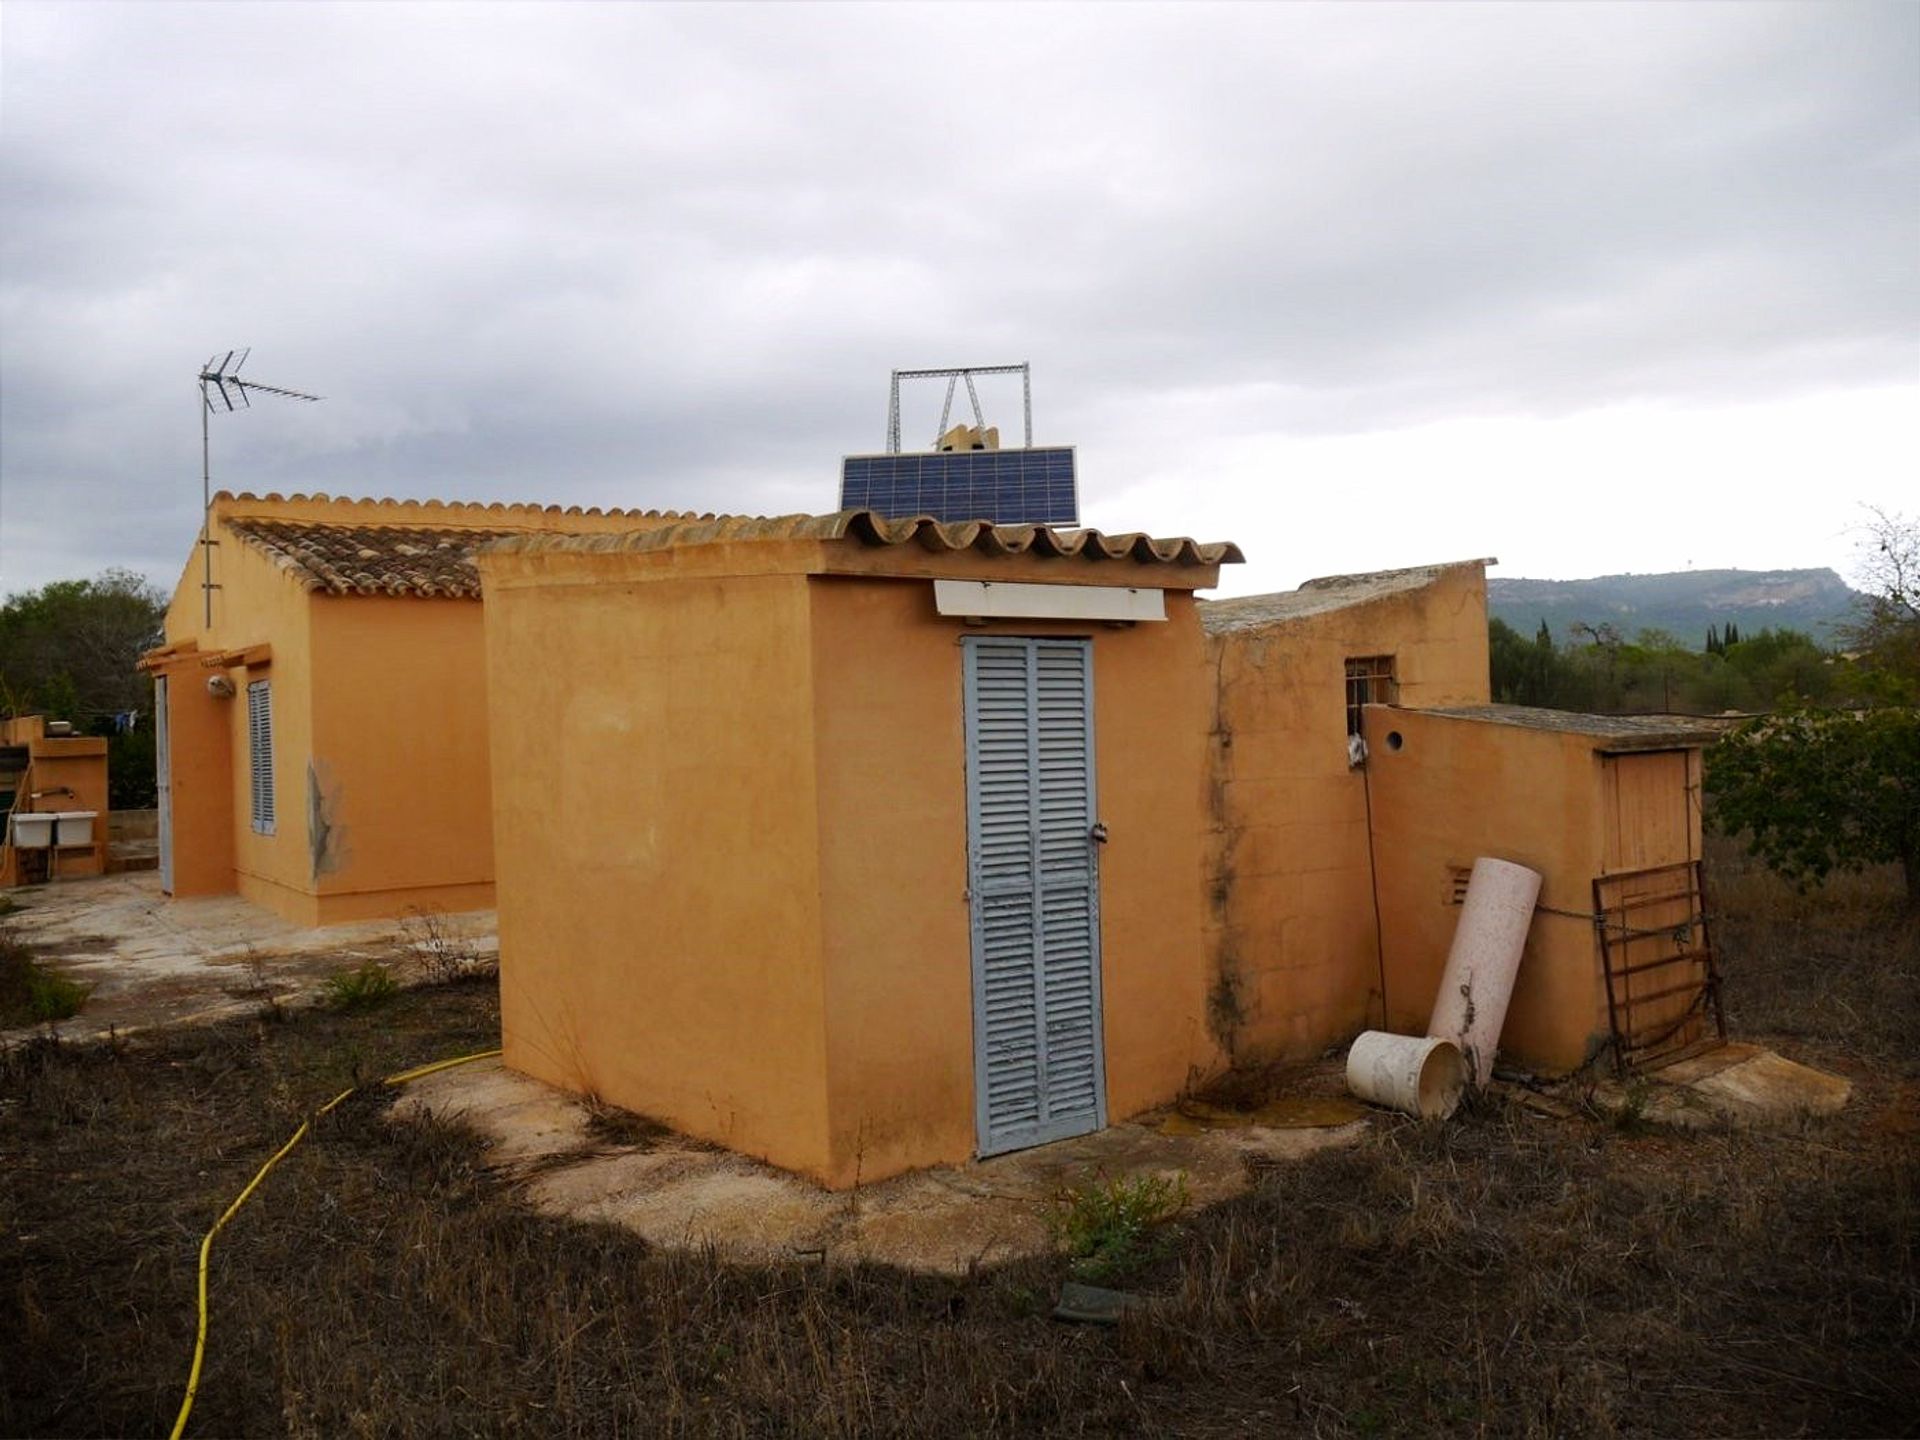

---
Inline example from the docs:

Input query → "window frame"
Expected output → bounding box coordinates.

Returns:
[1344,655,1397,737]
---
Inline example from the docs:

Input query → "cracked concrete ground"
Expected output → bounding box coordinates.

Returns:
[393,1058,1370,1274]
[1,871,496,1041]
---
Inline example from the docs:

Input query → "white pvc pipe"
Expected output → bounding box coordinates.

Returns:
[1427,856,1544,1086]
[1346,1030,1467,1119]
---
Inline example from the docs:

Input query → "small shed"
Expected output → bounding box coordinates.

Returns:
[1362,705,1730,1073]
[475,510,1243,1188]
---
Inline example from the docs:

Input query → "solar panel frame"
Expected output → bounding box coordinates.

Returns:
[839,446,1079,526]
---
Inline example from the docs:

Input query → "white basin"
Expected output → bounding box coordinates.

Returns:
[9,812,56,849]
[54,810,98,846]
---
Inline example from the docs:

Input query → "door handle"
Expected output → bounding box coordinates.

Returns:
[1089,822,1109,844]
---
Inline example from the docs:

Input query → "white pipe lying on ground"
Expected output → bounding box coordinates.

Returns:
[1427,856,1544,1086]
[1345,1031,1467,1119]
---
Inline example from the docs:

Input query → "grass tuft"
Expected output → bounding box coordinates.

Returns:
[0,924,91,1026]
[1046,1170,1189,1282]
[321,959,399,1012]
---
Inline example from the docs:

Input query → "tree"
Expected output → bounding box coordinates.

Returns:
[1837,505,1919,698]
[1707,705,1920,912]
[0,570,165,721]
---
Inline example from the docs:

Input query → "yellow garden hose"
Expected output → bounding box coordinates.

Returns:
[167,1047,502,1440]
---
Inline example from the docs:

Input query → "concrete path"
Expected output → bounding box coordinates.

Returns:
[393,1058,1369,1274]
[1,871,496,1041]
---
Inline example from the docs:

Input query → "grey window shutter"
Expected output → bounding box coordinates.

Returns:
[248,680,275,836]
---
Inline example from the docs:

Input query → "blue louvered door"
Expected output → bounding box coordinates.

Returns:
[963,636,1106,1157]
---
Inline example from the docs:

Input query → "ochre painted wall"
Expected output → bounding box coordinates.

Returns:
[479,535,1224,1189]
[304,595,495,923]
[157,514,316,921]
[152,493,682,925]
[1200,565,1492,1064]
[482,559,836,1179]
[1360,708,1611,1071]
[805,576,1216,1188]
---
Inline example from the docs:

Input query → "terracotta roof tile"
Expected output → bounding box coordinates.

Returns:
[483,509,1244,568]
[226,520,510,597]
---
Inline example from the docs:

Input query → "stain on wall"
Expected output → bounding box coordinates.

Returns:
[307,758,348,881]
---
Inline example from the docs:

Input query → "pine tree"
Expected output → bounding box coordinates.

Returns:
[1706,624,1721,655]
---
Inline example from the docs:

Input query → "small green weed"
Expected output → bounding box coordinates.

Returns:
[324,960,400,1012]
[0,925,91,1026]
[1612,1079,1654,1133]
[1045,1170,1189,1282]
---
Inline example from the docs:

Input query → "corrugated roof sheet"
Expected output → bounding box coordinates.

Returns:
[1200,557,1495,634]
[483,509,1243,568]
[226,520,509,597]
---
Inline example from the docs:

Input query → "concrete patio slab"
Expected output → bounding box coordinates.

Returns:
[392,1057,1369,1274]
[1596,1041,1852,1129]
[1,871,495,1042]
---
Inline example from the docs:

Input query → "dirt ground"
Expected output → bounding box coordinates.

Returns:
[2,839,1915,1436]
[0,871,495,1040]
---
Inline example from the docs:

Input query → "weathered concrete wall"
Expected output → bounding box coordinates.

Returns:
[482,555,836,1180]
[1200,564,1492,1064]
[805,575,1217,1187]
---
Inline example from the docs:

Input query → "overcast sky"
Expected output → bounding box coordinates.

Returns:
[2,1,1915,600]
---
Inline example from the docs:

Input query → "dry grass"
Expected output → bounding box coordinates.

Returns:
[1705,833,1920,1074]
[1,853,1916,1437]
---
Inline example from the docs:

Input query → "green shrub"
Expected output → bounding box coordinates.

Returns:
[1045,1170,1189,1282]
[0,926,91,1026]
[324,960,400,1012]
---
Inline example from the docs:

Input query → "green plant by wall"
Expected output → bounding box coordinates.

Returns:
[1045,1170,1189,1283]
[324,960,400,1012]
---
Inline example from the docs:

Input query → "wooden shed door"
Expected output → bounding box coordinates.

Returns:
[963,637,1107,1157]
[1597,750,1720,1068]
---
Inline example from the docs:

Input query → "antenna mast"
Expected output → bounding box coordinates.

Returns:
[197,350,321,625]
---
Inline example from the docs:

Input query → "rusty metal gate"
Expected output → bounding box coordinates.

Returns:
[1594,859,1725,1074]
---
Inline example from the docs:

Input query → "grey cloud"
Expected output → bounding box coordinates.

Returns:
[2,1,1915,593]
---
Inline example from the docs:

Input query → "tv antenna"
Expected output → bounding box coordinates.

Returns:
[197,349,321,624]
[885,363,1031,454]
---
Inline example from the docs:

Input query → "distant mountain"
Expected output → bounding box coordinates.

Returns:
[1488,568,1861,649]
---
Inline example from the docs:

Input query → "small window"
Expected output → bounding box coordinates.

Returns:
[247,679,275,836]
[1344,655,1396,737]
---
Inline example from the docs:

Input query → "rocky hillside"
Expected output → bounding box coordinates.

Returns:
[1489,568,1861,648]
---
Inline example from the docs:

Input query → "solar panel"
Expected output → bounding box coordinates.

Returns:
[840,447,1078,527]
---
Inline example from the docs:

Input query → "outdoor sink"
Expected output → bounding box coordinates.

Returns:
[53,810,98,846]
[9,812,56,849]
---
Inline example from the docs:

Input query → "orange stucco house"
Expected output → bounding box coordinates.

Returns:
[475,517,1720,1188]
[140,491,700,926]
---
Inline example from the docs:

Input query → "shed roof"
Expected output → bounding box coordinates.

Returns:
[482,509,1244,568]
[1412,704,1734,750]
[1200,557,1495,633]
